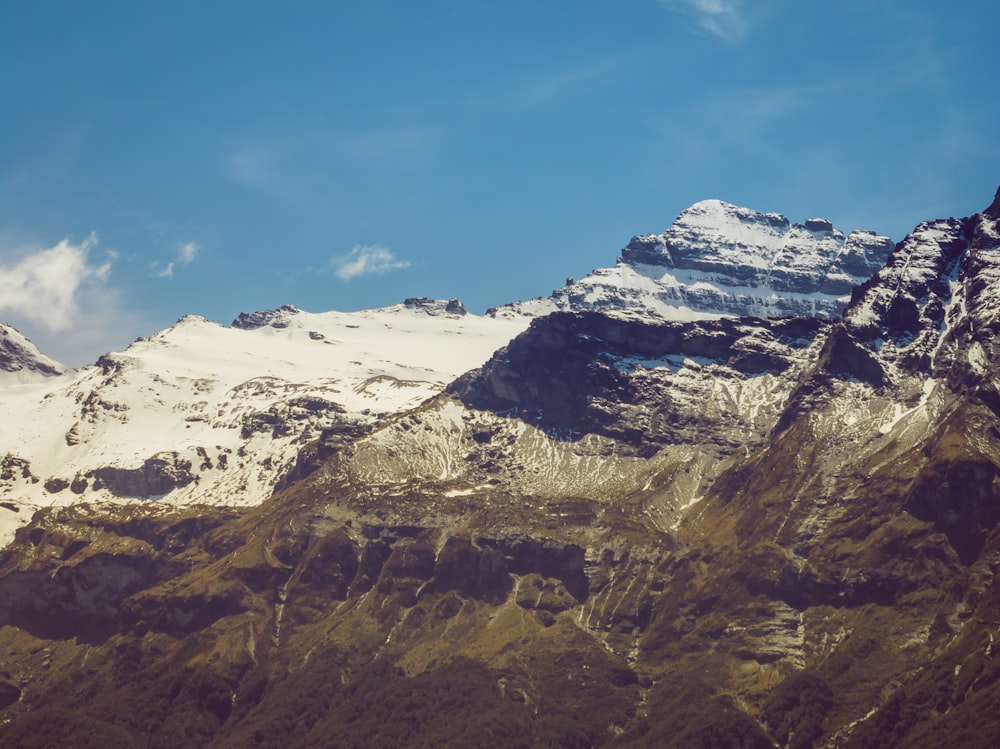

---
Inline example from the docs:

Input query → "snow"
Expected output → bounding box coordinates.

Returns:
[494,200,891,323]
[494,260,857,323]
[0,304,528,545]
[0,197,904,547]
[612,354,714,374]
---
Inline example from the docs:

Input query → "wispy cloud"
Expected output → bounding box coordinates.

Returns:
[178,241,199,265]
[333,244,411,281]
[0,234,113,331]
[661,0,747,40]
[153,240,200,280]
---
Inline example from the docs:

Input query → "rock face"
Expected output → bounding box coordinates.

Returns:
[4,190,1000,748]
[230,303,302,330]
[89,453,197,498]
[451,311,825,455]
[624,200,893,295]
[402,296,468,316]
[493,199,894,321]
[0,324,66,378]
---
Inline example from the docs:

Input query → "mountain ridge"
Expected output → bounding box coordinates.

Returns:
[2,189,1000,747]
[490,198,894,322]
[0,197,896,546]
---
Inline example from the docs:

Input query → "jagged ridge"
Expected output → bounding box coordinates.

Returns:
[492,198,893,321]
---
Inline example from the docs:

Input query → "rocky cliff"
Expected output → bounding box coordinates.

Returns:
[0,323,66,379]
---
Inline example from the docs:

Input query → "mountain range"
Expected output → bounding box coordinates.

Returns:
[1,189,998,748]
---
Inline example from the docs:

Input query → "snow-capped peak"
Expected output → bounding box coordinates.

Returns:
[0,300,529,545]
[0,323,67,380]
[491,199,894,322]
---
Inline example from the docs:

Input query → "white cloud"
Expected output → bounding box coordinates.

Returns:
[662,0,747,40]
[0,233,113,331]
[178,241,199,265]
[27,284,150,368]
[153,241,199,280]
[333,244,411,281]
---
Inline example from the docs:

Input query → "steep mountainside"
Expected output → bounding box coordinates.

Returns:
[492,199,893,321]
[2,190,1000,748]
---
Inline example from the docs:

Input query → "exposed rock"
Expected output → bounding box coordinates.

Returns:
[43,477,69,494]
[90,453,195,498]
[482,534,589,601]
[515,573,578,614]
[240,397,346,441]
[0,455,34,483]
[817,323,886,386]
[497,198,893,321]
[424,536,511,602]
[402,297,468,316]
[64,423,81,446]
[452,311,824,453]
[0,323,66,377]
[231,304,302,330]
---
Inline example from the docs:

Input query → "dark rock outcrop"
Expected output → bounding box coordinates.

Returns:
[402,297,468,316]
[452,311,823,452]
[90,453,196,498]
[231,304,302,330]
[0,323,66,377]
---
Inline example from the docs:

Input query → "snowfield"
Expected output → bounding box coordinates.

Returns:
[0,302,528,545]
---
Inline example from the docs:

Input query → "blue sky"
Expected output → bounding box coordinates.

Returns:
[2,0,998,365]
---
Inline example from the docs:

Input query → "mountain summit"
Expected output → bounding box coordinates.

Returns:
[0,324,66,380]
[492,199,894,321]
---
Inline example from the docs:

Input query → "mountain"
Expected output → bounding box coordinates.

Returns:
[2,190,1000,748]
[0,323,66,380]
[0,301,527,545]
[0,200,891,548]
[490,199,893,321]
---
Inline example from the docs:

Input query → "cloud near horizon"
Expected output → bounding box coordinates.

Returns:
[0,234,113,331]
[662,0,747,40]
[333,244,411,281]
